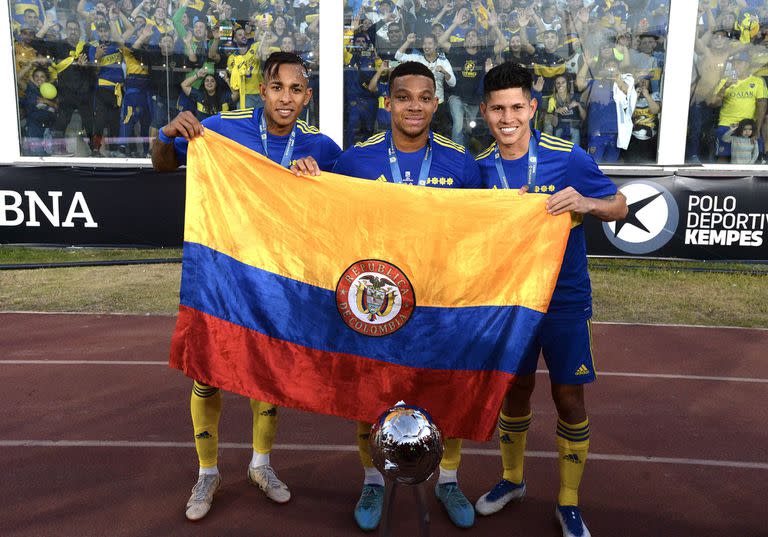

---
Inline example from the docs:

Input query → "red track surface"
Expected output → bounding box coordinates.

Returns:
[1,313,765,537]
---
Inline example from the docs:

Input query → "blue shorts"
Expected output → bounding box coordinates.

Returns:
[515,317,597,384]
[714,125,731,157]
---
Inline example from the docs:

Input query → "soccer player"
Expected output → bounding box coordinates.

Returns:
[152,51,342,521]
[332,61,482,532]
[473,62,627,537]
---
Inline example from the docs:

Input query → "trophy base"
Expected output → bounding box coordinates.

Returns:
[379,480,430,537]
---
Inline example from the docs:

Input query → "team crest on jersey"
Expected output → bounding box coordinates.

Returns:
[336,259,415,337]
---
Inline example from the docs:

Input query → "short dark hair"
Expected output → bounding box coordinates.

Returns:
[483,61,532,100]
[262,51,308,80]
[388,61,436,91]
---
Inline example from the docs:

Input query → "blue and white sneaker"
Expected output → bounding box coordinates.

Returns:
[474,479,526,515]
[556,505,591,537]
[354,484,384,531]
[435,482,475,528]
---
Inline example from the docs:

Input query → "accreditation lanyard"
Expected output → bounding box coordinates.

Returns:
[494,133,538,190]
[259,111,297,168]
[386,130,433,186]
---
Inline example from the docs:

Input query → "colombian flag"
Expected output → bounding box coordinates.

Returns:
[170,131,571,441]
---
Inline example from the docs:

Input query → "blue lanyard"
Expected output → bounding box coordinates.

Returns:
[494,132,538,190]
[259,111,297,168]
[386,130,433,186]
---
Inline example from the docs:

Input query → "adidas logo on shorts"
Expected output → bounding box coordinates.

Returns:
[575,364,590,376]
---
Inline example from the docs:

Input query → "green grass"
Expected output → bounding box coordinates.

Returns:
[0,247,766,327]
[0,246,182,265]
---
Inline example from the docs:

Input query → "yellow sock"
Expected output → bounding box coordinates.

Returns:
[357,421,374,467]
[439,438,462,472]
[557,417,590,506]
[499,411,532,484]
[250,399,278,455]
[190,381,222,468]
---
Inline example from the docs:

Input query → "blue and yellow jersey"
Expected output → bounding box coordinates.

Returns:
[88,41,124,87]
[121,46,150,89]
[173,107,342,170]
[476,131,617,319]
[332,131,482,189]
[184,0,208,21]
[13,0,44,24]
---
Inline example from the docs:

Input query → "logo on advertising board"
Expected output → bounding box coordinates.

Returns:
[602,180,679,254]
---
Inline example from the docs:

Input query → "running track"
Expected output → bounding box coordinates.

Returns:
[1,313,765,537]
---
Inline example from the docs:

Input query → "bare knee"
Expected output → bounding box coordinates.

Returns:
[502,374,536,416]
[551,383,586,423]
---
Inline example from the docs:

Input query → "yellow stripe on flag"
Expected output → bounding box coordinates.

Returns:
[185,130,570,312]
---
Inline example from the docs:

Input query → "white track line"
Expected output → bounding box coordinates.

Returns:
[0,360,167,365]
[2,360,766,384]
[1,440,765,470]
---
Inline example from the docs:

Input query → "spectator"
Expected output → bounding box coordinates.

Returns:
[415,0,451,36]
[366,57,392,132]
[722,118,760,163]
[521,23,569,99]
[439,18,498,146]
[395,32,456,135]
[12,0,44,28]
[545,74,585,145]
[501,33,534,71]
[88,22,123,156]
[180,67,237,120]
[577,56,636,163]
[709,50,767,162]
[630,33,663,92]
[14,26,44,97]
[223,26,273,109]
[21,66,57,155]
[344,32,379,147]
[688,21,739,162]
[624,75,661,163]
[49,18,95,156]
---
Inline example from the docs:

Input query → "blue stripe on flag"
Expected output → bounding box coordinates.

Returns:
[181,242,543,374]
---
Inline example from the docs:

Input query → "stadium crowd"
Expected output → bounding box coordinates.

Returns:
[343,0,768,164]
[10,0,768,163]
[12,0,319,156]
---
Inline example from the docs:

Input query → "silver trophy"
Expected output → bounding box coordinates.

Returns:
[369,402,443,536]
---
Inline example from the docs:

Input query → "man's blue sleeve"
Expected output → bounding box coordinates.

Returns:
[171,115,220,167]
[461,151,483,188]
[319,136,343,172]
[566,145,618,199]
[332,148,357,177]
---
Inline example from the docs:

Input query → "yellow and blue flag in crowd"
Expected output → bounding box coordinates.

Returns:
[170,130,571,441]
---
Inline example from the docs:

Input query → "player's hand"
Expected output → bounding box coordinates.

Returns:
[162,111,204,140]
[518,185,529,196]
[545,186,592,215]
[291,156,321,176]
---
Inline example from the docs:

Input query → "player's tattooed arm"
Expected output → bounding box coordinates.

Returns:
[545,188,628,221]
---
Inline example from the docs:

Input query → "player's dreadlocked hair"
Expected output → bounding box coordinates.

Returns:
[262,51,308,81]
[483,62,532,101]
[388,61,436,91]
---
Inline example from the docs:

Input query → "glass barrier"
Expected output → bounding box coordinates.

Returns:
[686,0,767,165]
[11,0,319,157]
[342,0,671,164]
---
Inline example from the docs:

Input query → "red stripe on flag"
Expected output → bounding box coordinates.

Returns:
[170,306,515,441]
